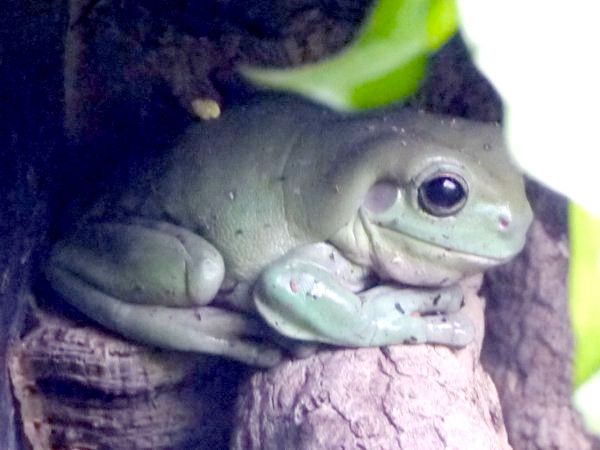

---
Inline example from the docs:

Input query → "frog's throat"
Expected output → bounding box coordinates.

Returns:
[357,209,513,268]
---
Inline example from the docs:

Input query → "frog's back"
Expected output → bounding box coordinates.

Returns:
[120,96,328,282]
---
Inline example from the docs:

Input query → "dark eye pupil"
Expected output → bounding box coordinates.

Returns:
[418,175,467,216]
[424,178,463,207]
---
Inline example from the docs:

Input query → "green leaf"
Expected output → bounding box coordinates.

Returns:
[570,203,600,386]
[242,0,458,111]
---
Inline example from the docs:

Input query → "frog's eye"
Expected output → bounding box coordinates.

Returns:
[363,181,399,214]
[418,173,468,217]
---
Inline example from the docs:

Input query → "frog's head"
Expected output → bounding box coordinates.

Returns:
[286,108,533,286]
[355,129,532,286]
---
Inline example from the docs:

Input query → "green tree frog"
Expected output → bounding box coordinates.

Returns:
[46,94,533,367]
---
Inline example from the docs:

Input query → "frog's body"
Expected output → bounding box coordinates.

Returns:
[47,94,533,367]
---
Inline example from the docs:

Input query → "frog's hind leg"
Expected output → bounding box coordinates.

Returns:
[48,220,226,307]
[46,220,282,367]
[48,266,282,366]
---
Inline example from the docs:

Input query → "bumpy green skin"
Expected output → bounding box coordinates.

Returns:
[47,94,533,367]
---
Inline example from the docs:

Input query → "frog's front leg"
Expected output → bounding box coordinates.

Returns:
[253,244,473,348]
[46,220,282,367]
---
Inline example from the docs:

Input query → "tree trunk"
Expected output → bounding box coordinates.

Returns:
[481,182,597,450]
[1,2,68,449]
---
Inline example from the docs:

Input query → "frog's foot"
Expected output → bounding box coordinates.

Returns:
[360,283,465,316]
[254,260,474,348]
[269,334,320,359]
[421,311,474,347]
[357,283,473,347]
[49,266,282,367]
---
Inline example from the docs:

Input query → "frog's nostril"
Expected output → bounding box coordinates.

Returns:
[499,215,511,229]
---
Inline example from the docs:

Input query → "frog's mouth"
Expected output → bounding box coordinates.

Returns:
[376,226,513,266]
[358,209,513,264]
[358,213,513,286]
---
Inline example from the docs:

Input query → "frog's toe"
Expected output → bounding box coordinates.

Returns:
[282,340,320,359]
[423,311,474,347]
[233,341,284,367]
[419,284,464,314]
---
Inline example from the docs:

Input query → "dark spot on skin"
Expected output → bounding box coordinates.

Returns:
[433,294,441,306]
[442,234,450,240]
[460,297,465,308]
[395,303,405,314]
[235,229,243,235]
[403,336,418,344]
[276,176,286,182]
[441,316,448,323]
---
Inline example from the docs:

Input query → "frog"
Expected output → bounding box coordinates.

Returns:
[46,93,533,367]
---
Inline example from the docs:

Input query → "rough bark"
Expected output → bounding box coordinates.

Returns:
[9,306,245,449]
[3,1,595,449]
[232,276,511,450]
